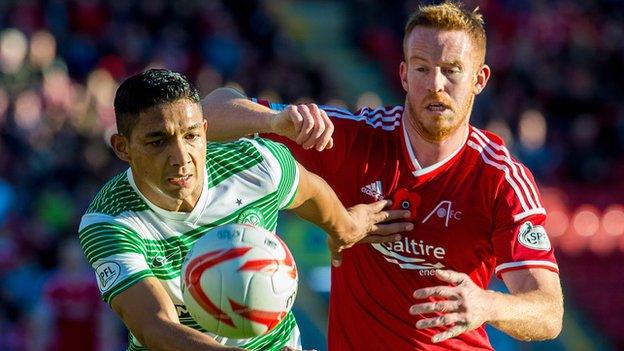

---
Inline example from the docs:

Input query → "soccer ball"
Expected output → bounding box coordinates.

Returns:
[181,223,298,338]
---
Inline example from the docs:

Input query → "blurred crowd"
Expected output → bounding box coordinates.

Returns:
[0,0,621,350]
[0,1,330,349]
[352,0,624,185]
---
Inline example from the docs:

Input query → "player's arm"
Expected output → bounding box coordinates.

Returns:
[490,268,563,340]
[202,87,334,151]
[110,277,243,351]
[410,268,562,342]
[287,162,413,266]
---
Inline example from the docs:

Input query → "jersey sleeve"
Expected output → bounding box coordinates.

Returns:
[78,215,153,305]
[251,98,358,180]
[491,164,558,278]
[249,137,300,209]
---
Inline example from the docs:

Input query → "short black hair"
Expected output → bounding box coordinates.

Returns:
[114,68,200,137]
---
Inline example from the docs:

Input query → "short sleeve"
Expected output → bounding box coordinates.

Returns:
[491,165,559,278]
[251,138,300,209]
[78,218,154,305]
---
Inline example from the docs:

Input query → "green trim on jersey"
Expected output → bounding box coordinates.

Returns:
[206,139,264,187]
[125,312,296,351]
[242,312,297,351]
[255,138,299,209]
[86,172,149,216]
[80,222,148,263]
[103,270,154,305]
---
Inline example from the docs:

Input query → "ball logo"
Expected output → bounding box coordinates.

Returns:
[518,221,551,251]
[95,261,121,292]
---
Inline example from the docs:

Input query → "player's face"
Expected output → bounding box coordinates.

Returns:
[400,27,489,142]
[115,99,207,212]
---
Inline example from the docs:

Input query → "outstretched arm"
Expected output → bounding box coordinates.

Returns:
[111,278,243,351]
[288,162,413,266]
[202,88,334,151]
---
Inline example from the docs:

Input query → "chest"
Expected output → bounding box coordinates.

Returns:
[347,158,497,272]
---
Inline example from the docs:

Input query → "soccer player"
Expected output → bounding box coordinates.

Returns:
[202,2,564,350]
[78,69,412,351]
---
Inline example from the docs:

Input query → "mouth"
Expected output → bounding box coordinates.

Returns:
[425,102,450,112]
[167,174,192,187]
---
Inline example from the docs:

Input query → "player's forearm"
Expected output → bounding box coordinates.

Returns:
[138,318,243,351]
[486,289,563,340]
[202,88,275,141]
[290,172,355,245]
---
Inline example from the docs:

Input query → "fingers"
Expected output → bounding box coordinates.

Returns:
[435,269,470,286]
[413,285,456,299]
[331,255,342,267]
[367,222,413,236]
[410,300,461,315]
[358,233,402,244]
[371,209,411,224]
[295,105,314,145]
[327,238,342,267]
[415,312,466,329]
[301,105,325,149]
[315,109,334,151]
[370,199,392,211]
[431,325,468,343]
[292,104,334,151]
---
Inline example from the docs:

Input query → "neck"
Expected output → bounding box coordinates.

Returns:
[403,113,469,169]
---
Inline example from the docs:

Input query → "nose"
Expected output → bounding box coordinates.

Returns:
[169,137,191,167]
[426,67,445,93]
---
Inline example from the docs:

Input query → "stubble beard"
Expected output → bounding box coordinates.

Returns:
[406,94,474,144]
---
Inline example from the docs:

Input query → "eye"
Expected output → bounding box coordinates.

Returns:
[148,139,165,147]
[185,133,200,140]
[416,66,428,73]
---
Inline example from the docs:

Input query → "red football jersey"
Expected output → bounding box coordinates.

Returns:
[43,272,103,351]
[256,100,559,350]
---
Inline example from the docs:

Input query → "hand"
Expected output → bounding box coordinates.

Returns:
[410,270,493,343]
[269,104,334,151]
[330,200,413,267]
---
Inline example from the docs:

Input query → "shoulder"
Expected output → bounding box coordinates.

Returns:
[85,171,148,217]
[206,138,293,186]
[206,138,286,171]
[466,126,545,218]
[465,126,526,178]
[321,105,403,132]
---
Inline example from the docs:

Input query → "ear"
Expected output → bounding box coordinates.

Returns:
[202,119,208,134]
[110,133,131,162]
[473,64,491,95]
[399,61,409,93]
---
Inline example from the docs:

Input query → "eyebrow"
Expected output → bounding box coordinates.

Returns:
[409,55,463,67]
[143,122,203,139]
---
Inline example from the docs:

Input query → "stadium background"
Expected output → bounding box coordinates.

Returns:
[0,0,622,350]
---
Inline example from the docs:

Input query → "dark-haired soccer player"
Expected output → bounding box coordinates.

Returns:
[203,2,563,350]
[78,69,411,351]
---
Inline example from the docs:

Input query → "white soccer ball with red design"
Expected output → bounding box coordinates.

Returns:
[181,223,298,338]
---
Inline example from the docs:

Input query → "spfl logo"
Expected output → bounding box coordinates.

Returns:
[95,261,121,292]
[422,200,462,227]
[518,221,551,251]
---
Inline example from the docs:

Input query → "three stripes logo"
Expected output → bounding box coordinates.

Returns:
[361,180,384,200]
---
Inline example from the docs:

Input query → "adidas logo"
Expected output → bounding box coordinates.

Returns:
[361,180,384,200]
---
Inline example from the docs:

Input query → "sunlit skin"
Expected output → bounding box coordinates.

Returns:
[110,99,207,212]
[399,27,490,165]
